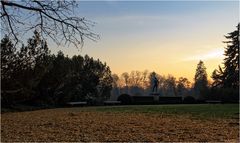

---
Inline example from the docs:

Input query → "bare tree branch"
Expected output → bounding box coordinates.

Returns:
[0,0,99,48]
[1,1,18,43]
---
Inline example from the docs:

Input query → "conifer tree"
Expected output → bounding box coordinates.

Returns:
[222,24,239,88]
[212,24,239,89]
[194,60,208,98]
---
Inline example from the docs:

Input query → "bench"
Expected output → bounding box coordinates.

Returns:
[66,102,87,106]
[104,101,121,105]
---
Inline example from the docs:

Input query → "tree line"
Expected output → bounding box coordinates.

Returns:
[1,31,112,108]
[111,24,239,103]
[111,71,191,99]
[1,24,239,108]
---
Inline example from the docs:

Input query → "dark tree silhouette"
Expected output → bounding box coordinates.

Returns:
[112,74,119,88]
[177,77,190,96]
[0,0,99,47]
[1,36,16,80]
[211,65,224,88]
[212,24,239,89]
[194,60,208,98]
[1,33,112,107]
[1,31,51,106]
[164,75,177,96]
[121,72,130,87]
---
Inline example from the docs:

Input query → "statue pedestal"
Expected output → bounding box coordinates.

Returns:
[150,93,160,102]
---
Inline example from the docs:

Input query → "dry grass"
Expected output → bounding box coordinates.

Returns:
[1,108,239,142]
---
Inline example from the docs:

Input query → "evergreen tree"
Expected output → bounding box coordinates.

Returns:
[1,32,113,107]
[211,24,239,89]
[1,36,16,80]
[194,60,208,98]
[211,65,224,88]
[1,36,19,106]
[1,32,51,106]
[222,24,239,88]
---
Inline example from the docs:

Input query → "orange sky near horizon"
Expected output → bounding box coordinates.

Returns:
[54,30,228,83]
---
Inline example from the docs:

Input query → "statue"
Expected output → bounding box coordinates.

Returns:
[152,75,159,93]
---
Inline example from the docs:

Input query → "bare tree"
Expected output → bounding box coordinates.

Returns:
[112,73,119,88]
[0,0,99,48]
[121,72,129,87]
[177,77,191,96]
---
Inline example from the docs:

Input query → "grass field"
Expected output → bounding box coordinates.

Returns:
[75,104,239,119]
[1,104,239,142]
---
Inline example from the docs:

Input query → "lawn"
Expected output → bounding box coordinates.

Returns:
[76,104,239,119]
[1,104,239,142]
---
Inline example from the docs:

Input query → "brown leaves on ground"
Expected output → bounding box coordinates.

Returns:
[1,108,239,142]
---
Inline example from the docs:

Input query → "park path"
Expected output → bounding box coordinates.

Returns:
[1,108,239,142]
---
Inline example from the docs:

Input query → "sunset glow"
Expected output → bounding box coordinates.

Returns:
[51,1,238,82]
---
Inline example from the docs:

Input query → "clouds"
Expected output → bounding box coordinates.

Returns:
[182,48,224,62]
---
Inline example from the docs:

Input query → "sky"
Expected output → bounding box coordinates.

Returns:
[50,1,239,82]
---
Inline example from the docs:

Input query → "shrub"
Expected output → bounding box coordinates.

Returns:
[183,96,196,104]
[210,88,239,103]
[117,94,132,105]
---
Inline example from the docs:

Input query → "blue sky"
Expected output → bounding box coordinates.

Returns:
[50,1,239,81]
[76,1,237,16]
